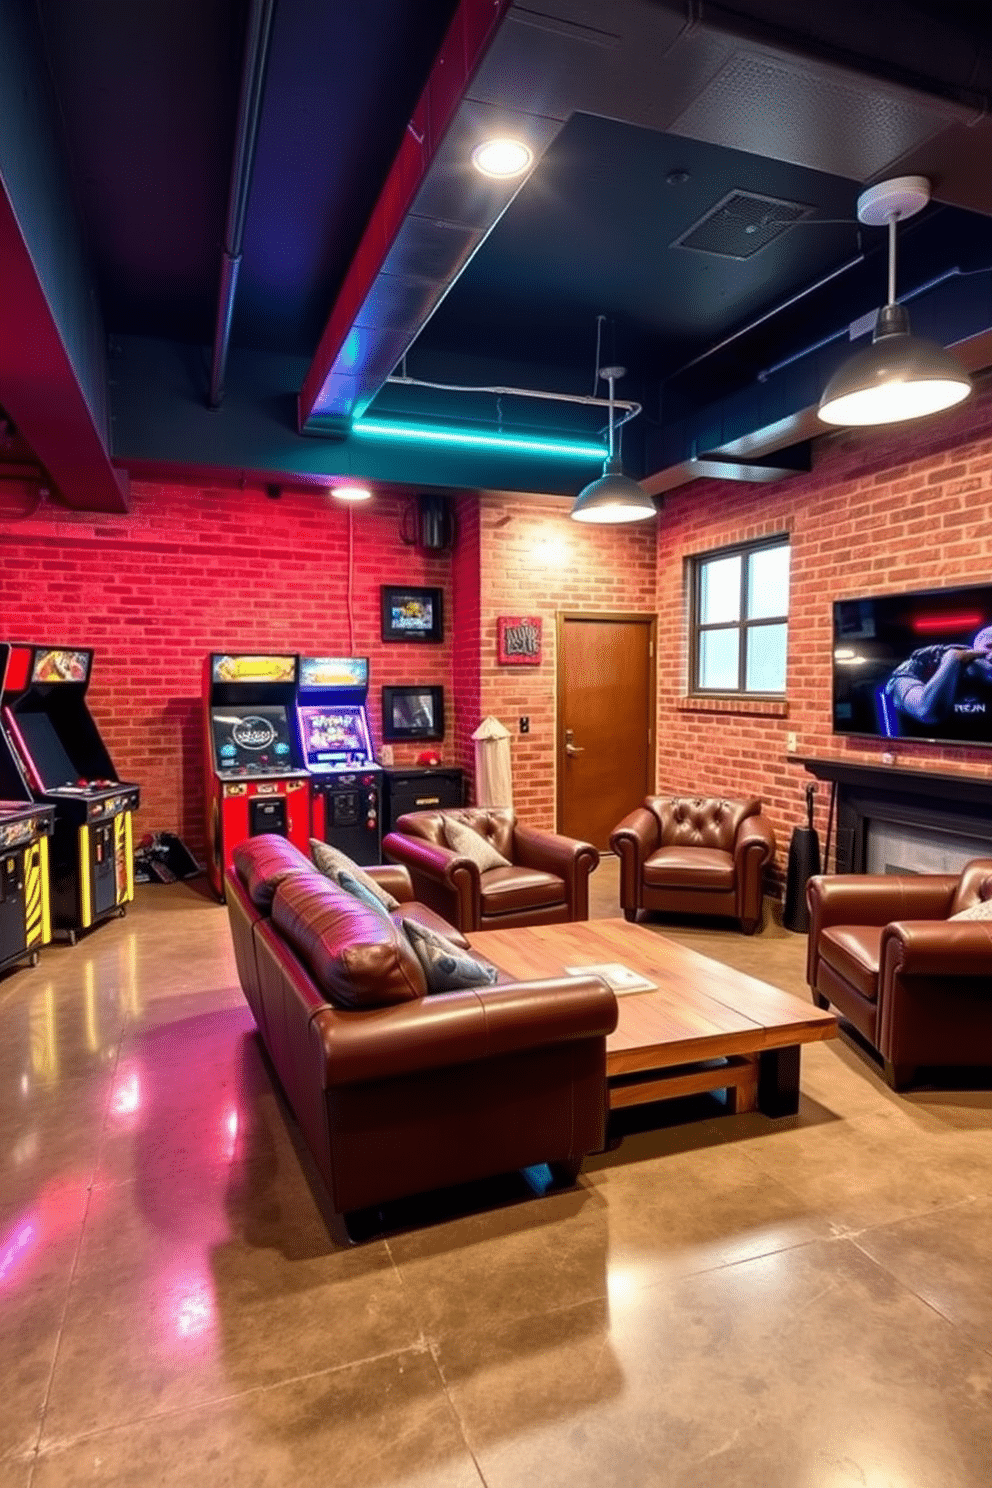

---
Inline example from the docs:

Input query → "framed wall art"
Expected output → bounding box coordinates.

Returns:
[497,615,542,665]
[380,585,443,643]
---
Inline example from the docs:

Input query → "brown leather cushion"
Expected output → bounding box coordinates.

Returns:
[643,845,735,891]
[233,834,314,911]
[397,807,517,860]
[272,872,426,1008]
[479,865,566,916]
[817,925,883,1002]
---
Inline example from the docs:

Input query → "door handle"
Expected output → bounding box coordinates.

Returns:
[564,729,584,757]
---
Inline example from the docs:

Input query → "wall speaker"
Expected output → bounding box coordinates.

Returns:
[417,492,453,550]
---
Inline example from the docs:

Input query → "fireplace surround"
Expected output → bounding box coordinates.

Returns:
[795,758,992,875]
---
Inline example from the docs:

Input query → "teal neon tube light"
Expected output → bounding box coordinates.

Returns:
[353,418,605,461]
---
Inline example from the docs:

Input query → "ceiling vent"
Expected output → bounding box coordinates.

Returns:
[674,190,812,259]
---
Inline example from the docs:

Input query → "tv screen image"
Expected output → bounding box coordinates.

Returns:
[298,706,372,766]
[833,584,992,745]
[211,705,294,771]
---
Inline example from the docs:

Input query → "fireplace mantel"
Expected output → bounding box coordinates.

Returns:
[790,756,992,872]
[793,756,992,807]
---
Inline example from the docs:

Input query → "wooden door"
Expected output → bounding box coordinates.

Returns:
[556,614,655,851]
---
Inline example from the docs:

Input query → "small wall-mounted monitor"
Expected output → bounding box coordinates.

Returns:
[381,686,444,742]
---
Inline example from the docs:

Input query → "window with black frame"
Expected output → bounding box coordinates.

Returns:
[690,537,791,695]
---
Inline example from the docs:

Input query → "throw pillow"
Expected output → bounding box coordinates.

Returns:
[442,816,511,872]
[309,838,400,911]
[403,918,499,992]
[949,898,992,921]
[337,870,394,923]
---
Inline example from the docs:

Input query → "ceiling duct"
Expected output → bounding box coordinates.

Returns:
[673,190,813,259]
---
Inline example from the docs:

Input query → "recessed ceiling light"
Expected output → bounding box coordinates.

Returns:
[330,483,372,502]
[471,138,533,179]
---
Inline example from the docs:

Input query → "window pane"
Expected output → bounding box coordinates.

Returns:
[699,627,740,690]
[699,555,741,625]
[746,544,790,619]
[745,622,787,692]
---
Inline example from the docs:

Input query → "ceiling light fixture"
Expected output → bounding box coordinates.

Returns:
[570,367,656,524]
[818,176,972,427]
[330,483,372,502]
[471,138,533,179]
[353,419,605,461]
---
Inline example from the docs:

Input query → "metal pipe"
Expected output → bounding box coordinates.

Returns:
[208,0,276,408]
[385,373,641,429]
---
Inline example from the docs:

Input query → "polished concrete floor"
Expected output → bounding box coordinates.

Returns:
[3,857,992,1486]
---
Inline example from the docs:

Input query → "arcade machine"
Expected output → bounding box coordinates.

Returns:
[0,645,54,971]
[1,644,139,943]
[203,652,312,900]
[295,656,382,865]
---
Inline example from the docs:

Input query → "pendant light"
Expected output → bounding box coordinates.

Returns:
[818,176,971,427]
[570,366,656,523]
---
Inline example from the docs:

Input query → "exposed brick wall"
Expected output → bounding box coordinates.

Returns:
[478,493,659,827]
[0,481,451,859]
[657,383,992,884]
[3,388,991,877]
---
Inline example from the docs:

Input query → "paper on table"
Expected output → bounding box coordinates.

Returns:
[565,962,655,995]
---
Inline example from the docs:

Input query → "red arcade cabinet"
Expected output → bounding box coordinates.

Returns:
[1,644,139,942]
[296,656,381,865]
[0,645,55,970]
[203,653,311,900]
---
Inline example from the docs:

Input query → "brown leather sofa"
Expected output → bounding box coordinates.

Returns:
[610,793,776,933]
[806,859,992,1089]
[225,834,617,1229]
[381,806,600,933]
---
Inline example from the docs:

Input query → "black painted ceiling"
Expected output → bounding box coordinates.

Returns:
[5,0,992,505]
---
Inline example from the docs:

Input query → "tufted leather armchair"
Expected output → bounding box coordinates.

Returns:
[806,859,992,1090]
[381,806,599,933]
[610,793,776,934]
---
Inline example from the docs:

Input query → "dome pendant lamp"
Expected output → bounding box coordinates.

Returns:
[570,366,656,523]
[818,176,972,427]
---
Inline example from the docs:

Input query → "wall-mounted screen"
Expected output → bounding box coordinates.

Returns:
[298,705,372,767]
[210,705,294,770]
[381,686,444,741]
[833,583,992,744]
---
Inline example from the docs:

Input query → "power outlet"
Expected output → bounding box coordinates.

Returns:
[519,716,530,734]
[786,731,798,754]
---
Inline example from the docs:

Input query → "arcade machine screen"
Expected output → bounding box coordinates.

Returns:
[299,656,368,690]
[211,705,294,774]
[11,711,78,789]
[298,707,372,770]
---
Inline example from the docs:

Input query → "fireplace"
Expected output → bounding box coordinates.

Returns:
[796,758,992,875]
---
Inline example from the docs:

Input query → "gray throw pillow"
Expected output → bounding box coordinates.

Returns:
[309,838,400,911]
[403,918,499,992]
[949,898,992,921]
[442,816,511,872]
[337,870,394,922]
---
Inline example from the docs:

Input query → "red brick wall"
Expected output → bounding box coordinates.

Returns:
[657,384,992,881]
[478,493,659,826]
[0,480,452,859]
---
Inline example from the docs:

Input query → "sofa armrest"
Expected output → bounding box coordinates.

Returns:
[366,861,416,902]
[881,919,992,979]
[806,873,959,989]
[734,813,776,868]
[609,807,660,912]
[382,830,480,926]
[312,975,618,1087]
[513,825,599,916]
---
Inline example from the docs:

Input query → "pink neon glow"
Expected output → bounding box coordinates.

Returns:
[222,1108,238,1161]
[912,612,983,633]
[0,1221,37,1284]
[110,1072,141,1117]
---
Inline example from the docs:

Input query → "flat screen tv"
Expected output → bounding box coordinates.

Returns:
[832,583,992,744]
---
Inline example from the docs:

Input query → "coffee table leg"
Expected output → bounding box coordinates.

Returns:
[758,1045,801,1116]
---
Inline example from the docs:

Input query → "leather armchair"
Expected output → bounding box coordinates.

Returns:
[610,793,776,933]
[806,858,992,1089]
[381,806,599,932]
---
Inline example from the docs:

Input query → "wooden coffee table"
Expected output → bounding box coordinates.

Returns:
[467,918,836,1117]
